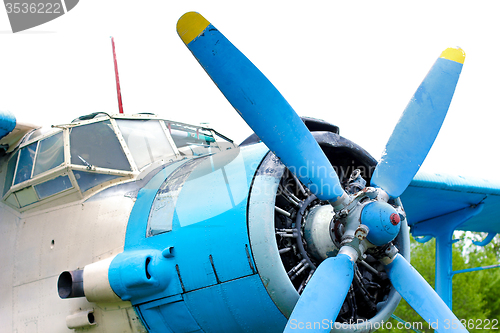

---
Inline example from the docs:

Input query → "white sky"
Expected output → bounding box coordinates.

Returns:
[1,1,499,179]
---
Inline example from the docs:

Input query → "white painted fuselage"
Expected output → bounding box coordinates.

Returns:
[0,113,228,332]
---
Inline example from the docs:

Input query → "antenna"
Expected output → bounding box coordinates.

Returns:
[111,37,124,114]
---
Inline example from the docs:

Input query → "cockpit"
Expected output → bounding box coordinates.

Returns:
[2,113,235,211]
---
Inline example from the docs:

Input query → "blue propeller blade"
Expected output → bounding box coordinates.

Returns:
[284,254,354,333]
[386,254,468,332]
[177,12,346,203]
[371,48,465,198]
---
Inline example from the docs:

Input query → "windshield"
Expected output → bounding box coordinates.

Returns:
[70,120,131,171]
[33,132,64,176]
[167,122,218,157]
[116,119,175,170]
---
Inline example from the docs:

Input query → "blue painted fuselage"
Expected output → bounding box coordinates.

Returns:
[109,143,287,332]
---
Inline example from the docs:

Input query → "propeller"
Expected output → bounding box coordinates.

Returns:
[284,254,354,332]
[386,254,468,332]
[176,12,348,206]
[370,47,465,198]
[177,11,467,333]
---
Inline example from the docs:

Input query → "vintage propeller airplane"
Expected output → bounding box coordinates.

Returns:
[1,11,499,333]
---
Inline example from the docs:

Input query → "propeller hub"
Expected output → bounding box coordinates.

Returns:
[303,204,337,261]
[360,201,401,246]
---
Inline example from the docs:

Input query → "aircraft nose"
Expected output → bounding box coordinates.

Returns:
[109,249,175,301]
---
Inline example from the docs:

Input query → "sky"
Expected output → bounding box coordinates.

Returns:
[1,1,499,180]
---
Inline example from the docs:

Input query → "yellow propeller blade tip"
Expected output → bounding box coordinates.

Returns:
[177,12,210,45]
[440,47,465,64]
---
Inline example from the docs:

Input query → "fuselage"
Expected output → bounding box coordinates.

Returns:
[0,112,266,332]
[0,113,404,333]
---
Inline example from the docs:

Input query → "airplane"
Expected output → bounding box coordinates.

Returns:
[1,10,499,333]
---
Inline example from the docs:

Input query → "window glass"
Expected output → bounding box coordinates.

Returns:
[70,120,131,171]
[5,193,19,208]
[166,123,217,157]
[73,170,120,193]
[3,150,18,196]
[14,142,38,185]
[33,132,64,176]
[15,186,38,207]
[34,175,72,199]
[116,119,175,170]
[147,158,206,236]
[23,127,59,143]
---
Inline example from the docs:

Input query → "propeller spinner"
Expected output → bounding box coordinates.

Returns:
[177,12,467,333]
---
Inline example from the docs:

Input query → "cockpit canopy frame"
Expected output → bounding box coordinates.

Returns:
[2,113,234,211]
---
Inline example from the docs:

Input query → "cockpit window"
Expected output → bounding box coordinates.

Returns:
[3,114,235,211]
[70,120,131,171]
[147,157,207,236]
[73,170,120,193]
[34,175,72,199]
[167,123,217,157]
[3,150,18,196]
[14,141,38,185]
[116,119,175,170]
[33,132,64,176]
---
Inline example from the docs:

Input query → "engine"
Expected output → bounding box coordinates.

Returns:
[247,125,410,331]
[55,119,409,333]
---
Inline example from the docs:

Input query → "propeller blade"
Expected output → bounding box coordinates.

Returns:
[284,254,354,333]
[371,48,465,198]
[385,254,468,332]
[177,12,347,204]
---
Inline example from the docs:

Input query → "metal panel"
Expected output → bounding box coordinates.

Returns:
[119,143,281,332]
[170,148,261,289]
[0,212,18,333]
[183,275,287,333]
[401,171,500,233]
[140,295,203,333]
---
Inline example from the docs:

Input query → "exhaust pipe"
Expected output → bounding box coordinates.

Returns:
[57,256,121,302]
[57,270,84,299]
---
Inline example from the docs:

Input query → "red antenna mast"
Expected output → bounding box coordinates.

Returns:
[111,37,124,114]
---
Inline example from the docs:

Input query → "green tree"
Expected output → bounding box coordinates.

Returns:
[376,234,500,333]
